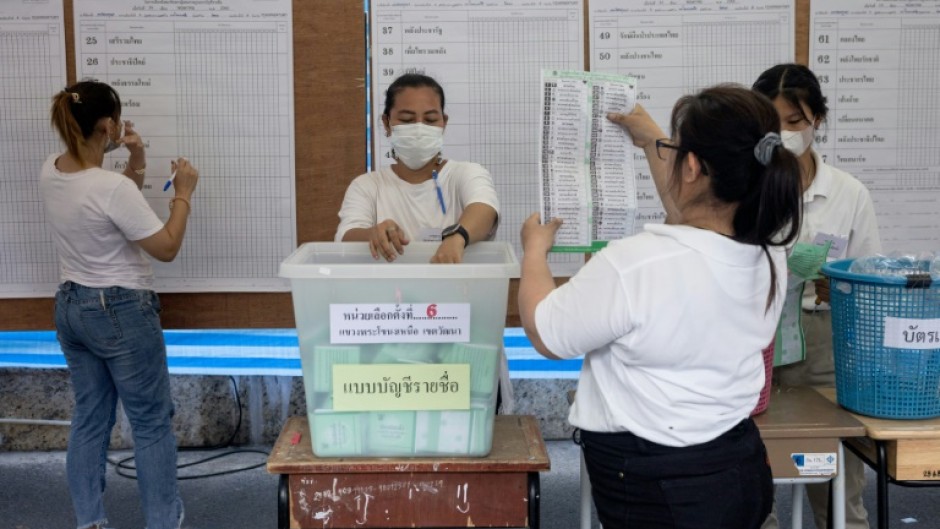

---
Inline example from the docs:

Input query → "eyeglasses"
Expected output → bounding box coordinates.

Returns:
[654,137,709,175]
[655,138,683,161]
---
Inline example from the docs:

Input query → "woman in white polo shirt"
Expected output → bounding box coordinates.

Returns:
[519,86,803,528]
[753,63,881,529]
[336,73,499,264]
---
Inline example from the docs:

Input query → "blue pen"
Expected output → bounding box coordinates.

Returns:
[162,169,177,192]
[432,170,446,214]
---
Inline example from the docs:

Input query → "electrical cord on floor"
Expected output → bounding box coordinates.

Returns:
[107,376,270,480]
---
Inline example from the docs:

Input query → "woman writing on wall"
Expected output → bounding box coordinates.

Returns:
[41,80,198,529]
[519,85,802,528]
[754,63,881,529]
[336,73,499,264]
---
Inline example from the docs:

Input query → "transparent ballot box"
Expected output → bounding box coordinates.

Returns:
[279,242,519,456]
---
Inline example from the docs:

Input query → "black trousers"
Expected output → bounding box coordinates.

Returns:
[579,419,773,529]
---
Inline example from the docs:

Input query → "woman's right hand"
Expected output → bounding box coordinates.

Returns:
[370,219,410,261]
[170,158,198,198]
[607,104,666,149]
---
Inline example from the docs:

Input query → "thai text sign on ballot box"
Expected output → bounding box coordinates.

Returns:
[329,303,471,344]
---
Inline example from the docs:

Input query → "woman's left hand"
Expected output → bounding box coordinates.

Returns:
[120,121,145,155]
[521,213,562,255]
[814,277,831,305]
[431,235,465,264]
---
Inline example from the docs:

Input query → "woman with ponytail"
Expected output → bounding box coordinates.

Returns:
[40,80,198,529]
[518,85,801,528]
[754,63,880,529]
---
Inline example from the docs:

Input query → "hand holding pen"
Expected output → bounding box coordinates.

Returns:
[164,157,192,192]
[166,157,199,207]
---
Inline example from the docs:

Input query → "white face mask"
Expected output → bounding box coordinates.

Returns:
[781,122,815,156]
[104,119,124,153]
[388,123,444,170]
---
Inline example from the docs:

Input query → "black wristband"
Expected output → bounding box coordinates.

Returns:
[442,224,469,248]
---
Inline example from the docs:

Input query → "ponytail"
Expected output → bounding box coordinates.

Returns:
[669,85,802,309]
[751,144,802,310]
[50,91,87,166]
[49,81,122,168]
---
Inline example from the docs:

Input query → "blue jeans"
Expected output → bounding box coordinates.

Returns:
[55,282,183,529]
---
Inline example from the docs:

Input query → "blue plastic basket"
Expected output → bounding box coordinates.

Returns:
[823,259,940,419]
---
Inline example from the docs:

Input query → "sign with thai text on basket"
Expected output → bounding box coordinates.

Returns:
[883,317,940,349]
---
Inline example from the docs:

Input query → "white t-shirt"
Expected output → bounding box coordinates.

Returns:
[799,151,881,309]
[39,154,164,290]
[335,161,499,242]
[535,224,786,447]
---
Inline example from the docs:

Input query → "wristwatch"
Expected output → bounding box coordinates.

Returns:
[441,223,469,248]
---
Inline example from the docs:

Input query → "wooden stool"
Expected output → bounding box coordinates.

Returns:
[267,415,550,528]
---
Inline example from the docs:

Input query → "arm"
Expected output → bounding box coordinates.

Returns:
[519,213,564,359]
[606,105,681,224]
[818,185,883,304]
[344,221,411,262]
[119,121,147,189]
[336,176,411,262]
[431,202,498,263]
[136,158,198,262]
[432,162,500,263]
[846,187,882,258]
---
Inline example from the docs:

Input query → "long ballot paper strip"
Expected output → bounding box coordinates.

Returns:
[539,70,637,252]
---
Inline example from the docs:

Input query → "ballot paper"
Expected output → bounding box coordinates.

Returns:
[539,70,637,252]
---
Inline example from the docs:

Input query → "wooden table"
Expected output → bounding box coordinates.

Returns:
[267,415,551,529]
[819,387,940,529]
[753,386,866,529]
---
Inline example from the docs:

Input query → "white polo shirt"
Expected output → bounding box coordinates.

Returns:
[335,161,499,242]
[535,224,786,447]
[800,151,881,309]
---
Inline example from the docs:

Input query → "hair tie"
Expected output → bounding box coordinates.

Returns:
[754,132,782,166]
[65,91,81,104]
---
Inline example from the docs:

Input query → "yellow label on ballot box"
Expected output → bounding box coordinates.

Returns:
[332,364,470,411]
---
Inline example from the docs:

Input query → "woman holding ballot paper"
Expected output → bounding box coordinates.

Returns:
[753,63,881,529]
[336,73,499,264]
[519,85,802,528]
[41,80,198,529]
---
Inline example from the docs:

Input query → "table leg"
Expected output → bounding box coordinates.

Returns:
[832,443,845,529]
[580,450,592,529]
[529,471,541,529]
[278,473,289,529]
[877,441,889,529]
[792,483,803,529]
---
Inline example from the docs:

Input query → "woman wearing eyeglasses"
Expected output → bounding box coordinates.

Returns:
[518,85,802,528]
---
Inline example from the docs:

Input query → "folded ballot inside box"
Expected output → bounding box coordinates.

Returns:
[280,242,518,457]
